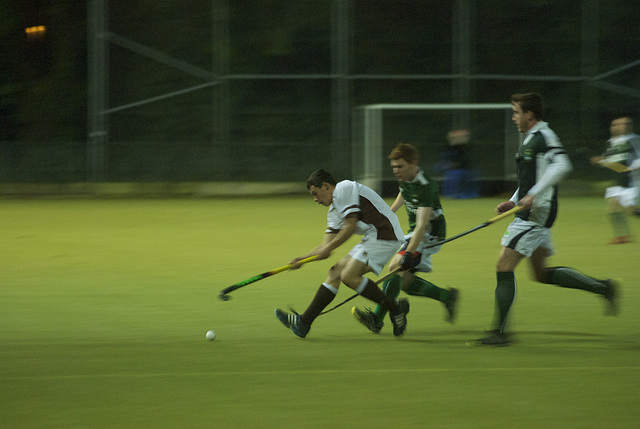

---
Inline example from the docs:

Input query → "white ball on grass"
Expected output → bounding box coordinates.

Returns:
[205,330,216,341]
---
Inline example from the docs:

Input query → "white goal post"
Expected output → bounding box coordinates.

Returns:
[351,103,519,194]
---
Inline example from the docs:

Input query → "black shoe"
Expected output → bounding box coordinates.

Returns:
[352,307,384,334]
[389,298,410,337]
[603,279,620,316]
[444,288,459,323]
[275,309,311,338]
[478,331,510,346]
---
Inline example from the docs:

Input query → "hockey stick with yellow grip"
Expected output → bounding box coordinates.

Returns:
[218,255,318,301]
[599,160,630,173]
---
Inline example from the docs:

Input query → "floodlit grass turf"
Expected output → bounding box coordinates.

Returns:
[1,196,639,428]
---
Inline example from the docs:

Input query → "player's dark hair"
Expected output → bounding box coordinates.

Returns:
[307,169,337,189]
[388,143,419,163]
[511,92,545,120]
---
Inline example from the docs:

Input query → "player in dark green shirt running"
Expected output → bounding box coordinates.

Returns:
[477,92,619,346]
[351,143,459,334]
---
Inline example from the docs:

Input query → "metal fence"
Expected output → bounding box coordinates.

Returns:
[3,0,639,187]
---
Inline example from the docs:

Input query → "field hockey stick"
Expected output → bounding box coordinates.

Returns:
[598,160,630,173]
[318,205,523,315]
[318,266,403,315]
[576,147,630,173]
[218,255,318,301]
[427,205,524,248]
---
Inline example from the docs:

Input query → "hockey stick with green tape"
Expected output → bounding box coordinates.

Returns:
[218,255,318,301]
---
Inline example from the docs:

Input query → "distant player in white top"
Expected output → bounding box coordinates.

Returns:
[477,93,619,347]
[590,116,640,243]
[275,169,410,339]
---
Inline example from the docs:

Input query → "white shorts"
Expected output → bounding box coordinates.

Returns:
[399,234,442,273]
[501,217,555,258]
[605,186,639,208]
[348,236,403,275]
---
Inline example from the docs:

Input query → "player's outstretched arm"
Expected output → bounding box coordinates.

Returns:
[389,191,405,213]
[316,214,358,259]
[289,232,336,268]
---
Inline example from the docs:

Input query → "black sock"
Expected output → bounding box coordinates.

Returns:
[301,284,337,325]
[493,271,516,333]
[545,267,607,294]
[358,278,399,313]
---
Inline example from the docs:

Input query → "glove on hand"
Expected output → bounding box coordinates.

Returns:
[399,251,421,271]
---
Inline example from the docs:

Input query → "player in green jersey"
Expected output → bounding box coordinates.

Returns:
[351,143,459,334]
[477,92,618,346]
[590,116,640,243]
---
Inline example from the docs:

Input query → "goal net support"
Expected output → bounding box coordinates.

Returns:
[352,103,519,195]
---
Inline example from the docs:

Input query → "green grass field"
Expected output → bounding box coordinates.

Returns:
[1,196,639,428]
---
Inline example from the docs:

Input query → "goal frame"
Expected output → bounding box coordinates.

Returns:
[351,103,518,194]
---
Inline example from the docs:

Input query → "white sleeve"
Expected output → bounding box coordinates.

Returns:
[509,189,519,204]
[326,206,342,233]
[528,151,573,196]
[334,181,361,218]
